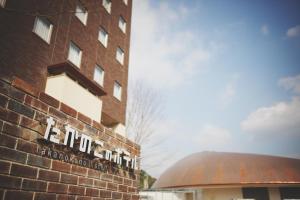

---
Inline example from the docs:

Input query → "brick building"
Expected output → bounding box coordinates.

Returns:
[0,0,140,200]
[0,0,131,135]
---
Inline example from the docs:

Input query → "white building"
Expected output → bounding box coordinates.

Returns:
[143,152,300,200]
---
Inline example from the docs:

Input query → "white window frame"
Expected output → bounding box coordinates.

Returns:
[0,0,6,7]
[33,17,53,44]
[94,65,104,86]
[118,16,126,33]
[67,42,82,68]
[98,27,108,47]
[116,47,124,65]
[75,3,88,25]
[113,81,122,101]
[123,0,128,5]
[102,0,111,14]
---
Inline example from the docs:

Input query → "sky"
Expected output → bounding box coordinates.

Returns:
[128,0,300,178]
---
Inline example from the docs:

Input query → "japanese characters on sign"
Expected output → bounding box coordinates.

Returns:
[44,117,138,170]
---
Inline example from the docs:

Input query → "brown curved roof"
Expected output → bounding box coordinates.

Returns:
[153,152,300,189]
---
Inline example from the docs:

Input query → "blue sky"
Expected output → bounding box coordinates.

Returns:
[129,0,300,177]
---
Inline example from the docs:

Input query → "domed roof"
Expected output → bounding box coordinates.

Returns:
[153,152,300,189]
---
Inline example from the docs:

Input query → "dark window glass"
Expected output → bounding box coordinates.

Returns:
[280,187,300,199]
[242,187,269,200]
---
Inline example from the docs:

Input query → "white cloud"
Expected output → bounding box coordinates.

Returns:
[196,124,232,150]
[242,74,300,137]
[261,24,269,36]
[219,74,239,108]
[129,1,213,89]
[241,97,300,136]
[286,25,300,38]
[220,83,236,107]
[278,74,300,94]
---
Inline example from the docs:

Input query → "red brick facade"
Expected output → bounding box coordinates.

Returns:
[0,77,140,200]
[0,0,131,125]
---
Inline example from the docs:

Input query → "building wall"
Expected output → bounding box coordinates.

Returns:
[269,188,281,200]
[45,74,103,122]
[0,0,131,125]
[201,187,299,200]
[140,191,186,200]
[141,187,300,200]
[202,188,243,200]
[0,77,140,200]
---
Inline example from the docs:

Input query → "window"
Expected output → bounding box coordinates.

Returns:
[118,16,126,33]
[94,65,104,86]
[116,47,124,65]
[123,0,128,5]
[75,3,88,25]
[113,81,122,100]
[242,187,269,200]
[33,17,53,43]
[280,187,300,199]
[102,0,111,14]
[0,0,6,7]
[68,42,82,68]
[98,27,108,47]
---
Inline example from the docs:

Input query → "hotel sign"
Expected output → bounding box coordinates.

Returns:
[42,117,138,171]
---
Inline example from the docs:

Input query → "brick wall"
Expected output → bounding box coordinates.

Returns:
[0,77,140,200]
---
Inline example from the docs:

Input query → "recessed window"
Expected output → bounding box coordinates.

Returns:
[116,47,124,65]
[242,187,269,200]
[0,0,6,7]
[102,0,111,14]
[113,81,122,101]
[68,42,82,68]
[123,0,128,5]
[33,17,53,43]
[75,3,88,25]
[280,187,300,200]
[98,27,108,47]
[118,16,126,33]
[94,65,104,86]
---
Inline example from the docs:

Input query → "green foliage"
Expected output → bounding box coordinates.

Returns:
[139,169,157,190]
